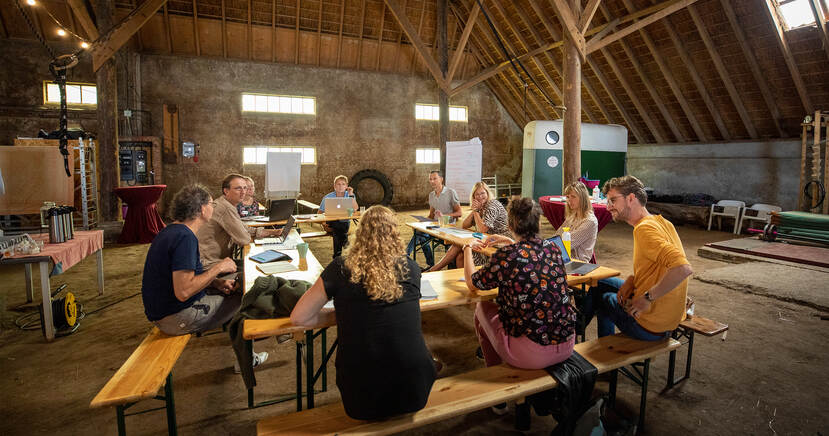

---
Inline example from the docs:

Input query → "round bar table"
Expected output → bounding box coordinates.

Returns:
[114,185,167,243]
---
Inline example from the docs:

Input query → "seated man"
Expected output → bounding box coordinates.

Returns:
[582,175,693,341]
[141,184,241,336]
[198,173,281,268]
[406,170,462,268]
[319,175,359,259]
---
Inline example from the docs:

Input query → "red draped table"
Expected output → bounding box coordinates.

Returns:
[539,195,614,232]
[114,185,167,244]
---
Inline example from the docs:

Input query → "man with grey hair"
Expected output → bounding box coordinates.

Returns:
[580,175,693,341]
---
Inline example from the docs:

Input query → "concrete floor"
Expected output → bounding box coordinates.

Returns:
[1,209,828,435]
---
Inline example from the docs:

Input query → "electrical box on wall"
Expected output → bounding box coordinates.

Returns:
[118,141,154,185]
[182,141,195,158]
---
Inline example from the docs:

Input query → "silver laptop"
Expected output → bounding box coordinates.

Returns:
[323,197,353,217]
[547,235,600,274]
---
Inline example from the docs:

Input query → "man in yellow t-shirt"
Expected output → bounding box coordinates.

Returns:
[581,175,693,341]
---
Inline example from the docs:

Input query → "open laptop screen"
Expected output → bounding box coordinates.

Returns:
[546,235,572,263]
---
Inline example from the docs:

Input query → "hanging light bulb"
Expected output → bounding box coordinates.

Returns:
[26,0,36,5]
[57,28,66,36]
[81,41,89,48]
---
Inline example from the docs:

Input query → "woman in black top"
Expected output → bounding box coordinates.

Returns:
[291,205,436,420]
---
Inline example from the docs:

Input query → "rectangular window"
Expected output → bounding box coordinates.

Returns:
[416,148,441,164]
[777,0,827,29]
[241,93,315,115]
[415,104,468,122]
[243,146,316,165]
[43,81,97,106]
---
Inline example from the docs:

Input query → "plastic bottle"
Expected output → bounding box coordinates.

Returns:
[592,186,600,202]
[561,227,572,258]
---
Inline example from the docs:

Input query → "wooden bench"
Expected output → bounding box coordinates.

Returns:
[257,334,680,435]
[90,327,191,436]
[666,315,729,389]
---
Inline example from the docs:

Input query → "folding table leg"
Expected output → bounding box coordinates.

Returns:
[24,264,34,303]
[164,374,178,436]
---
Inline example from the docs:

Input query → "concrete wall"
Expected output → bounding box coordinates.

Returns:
[0,40,98,144]
[139,54,523,211]
[628,140,801,210]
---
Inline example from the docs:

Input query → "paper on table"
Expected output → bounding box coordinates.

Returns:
[410,215,434,222]
[322,277,438,310]
[256,262,299,275]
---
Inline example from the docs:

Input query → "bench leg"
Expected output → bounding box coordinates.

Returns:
[320,329,327,392]
[116,405,127,436]
[665,329,695,390]
[667,349,677,389]
[164,373,178,436]
[514,399,531,431]
[305,330,315,410]
[684,331,695,381]
[296,340,303,411]
[608,369,618,408]
[637,359,650,433]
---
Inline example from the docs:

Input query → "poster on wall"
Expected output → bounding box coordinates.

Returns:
[446,137,482,204]
[265,151,301,199]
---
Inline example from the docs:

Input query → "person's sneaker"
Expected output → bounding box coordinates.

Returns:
[276,334,293,344]
[491,402,509,415]
[233,351,269,373]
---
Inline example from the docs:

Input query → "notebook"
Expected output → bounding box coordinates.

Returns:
[547,235,600,275]
[323,197,353,218]
[256,262,299,275]
[249,249,292,263]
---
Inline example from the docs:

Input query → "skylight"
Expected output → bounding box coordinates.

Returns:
[777,0,824,29]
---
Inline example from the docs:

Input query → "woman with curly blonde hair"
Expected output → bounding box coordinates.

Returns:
[290,205,435,420]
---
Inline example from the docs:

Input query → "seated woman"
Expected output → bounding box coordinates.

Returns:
[141,185,241,336]
[290,206,435,420]
[426,181,509,272]
[236,176,261,218]
[462,197,576,369]
[554,181,598,262]
[319,175,359,259]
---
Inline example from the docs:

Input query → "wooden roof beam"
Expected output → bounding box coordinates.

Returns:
[586,56,647,144]
[809,0,829,61]
[447,1,479,83]
[376,2,386,70]
[549,0,586,59]
[68,0,98,40]
[192,0,200,56]
[410,0,428,74]
[336,0,344,67]
[272,0,277,62]
[587,0,699,54]
[720,0,785,137]
[295,0,300,64]
[221,0,227,57]
[385,0,447,89]
[765,0,812,114]
[598,3,680,142]
[90,0,169,71]
[466,39,531,126]
[578,0,602,33]
[660,9,730,140]
[687,5,758,139]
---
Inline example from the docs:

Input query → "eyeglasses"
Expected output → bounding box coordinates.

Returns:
[607,195,626,205]
[209,201,218,207]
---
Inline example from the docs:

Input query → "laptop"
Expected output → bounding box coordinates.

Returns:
[243,199,296,222]
[323,197,353,218]
[547,235,600,275]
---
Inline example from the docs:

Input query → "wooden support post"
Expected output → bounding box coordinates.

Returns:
[813,110,823,210]
[562,0,581,186]
[438,0,449,177]
[798,122,808,211]
[95,0,119,222]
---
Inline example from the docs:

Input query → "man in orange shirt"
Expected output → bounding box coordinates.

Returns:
[582,175,693,341]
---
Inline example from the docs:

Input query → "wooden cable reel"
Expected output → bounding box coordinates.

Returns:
[40,284,81,336]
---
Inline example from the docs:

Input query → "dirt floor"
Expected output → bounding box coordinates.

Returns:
[1,208,828,435]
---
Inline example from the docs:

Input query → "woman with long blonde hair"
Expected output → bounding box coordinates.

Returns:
[291,205,435,420]
[555,181,598,262]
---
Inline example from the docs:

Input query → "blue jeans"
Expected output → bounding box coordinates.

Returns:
[583,277,670,341]
[406,231,434,267]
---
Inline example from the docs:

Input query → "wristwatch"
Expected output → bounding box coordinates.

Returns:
[644,291,655,302]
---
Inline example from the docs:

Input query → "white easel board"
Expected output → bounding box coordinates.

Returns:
[265,151,301,199]
[445,137,482,203]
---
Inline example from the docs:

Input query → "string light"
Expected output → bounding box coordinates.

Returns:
[26,0,36,5]
[57,29,66,36]
[81,42,89,48]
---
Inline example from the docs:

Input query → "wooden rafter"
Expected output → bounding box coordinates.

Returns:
[221,0,227,57]
[295,0,300,64]
[247,0,252,59]
[549,0,585,58]
[586,0,699,54]
[447,1,479,83]
[487,0,559,119]
[599,47,665,142]
[1,7,10,38]
[385,0,446,88]
[720,0,785,137]
[89,0,169,71]
[192,0,200,56]
[272,0,277,62]
[809,0,829,61]
[586,56,647,143]
[578,0,602,33]
[465,38,530,125]
[317,0,323,66]
[764,0,812,114]
[357,0,366,68]
[607,7,684,142]
[376,2,386,70]
[687,5,757,139]
[336,0,344,67]
[68,0,98,40]
[391,0,407,71]
[660,11,730,140]
[618,0,704,141]
[163,3,172,53]
[410,0,428,73]
[63,1,78,35]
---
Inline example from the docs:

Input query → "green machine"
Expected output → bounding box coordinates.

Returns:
[521,120,628,199]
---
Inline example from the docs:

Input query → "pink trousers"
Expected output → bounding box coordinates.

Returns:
[474,301,575,369]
